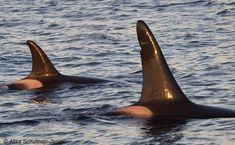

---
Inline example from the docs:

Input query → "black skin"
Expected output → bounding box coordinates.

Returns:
[133,101,235,119]
[7,75,108,90]
[111,20,235,119]
[7,40,108,90]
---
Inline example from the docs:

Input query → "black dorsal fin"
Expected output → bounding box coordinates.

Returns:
[136,20,190,103]
[25,40,61,78]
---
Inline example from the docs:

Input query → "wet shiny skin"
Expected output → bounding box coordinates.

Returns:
[113,20,235,119]
[7,40,107,90]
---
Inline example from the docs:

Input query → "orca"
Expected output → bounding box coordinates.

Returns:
[113,20,235,119]
[7,40,107,90]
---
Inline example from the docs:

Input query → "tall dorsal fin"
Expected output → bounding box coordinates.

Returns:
[25,40,61,78]
[137,20,189,103]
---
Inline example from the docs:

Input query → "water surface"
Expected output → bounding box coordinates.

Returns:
[0,0,235,144]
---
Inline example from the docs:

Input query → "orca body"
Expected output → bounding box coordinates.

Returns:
[7,40,107,90]
[114,20,235,119]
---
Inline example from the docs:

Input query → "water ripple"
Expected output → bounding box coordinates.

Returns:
[0,0,234,144]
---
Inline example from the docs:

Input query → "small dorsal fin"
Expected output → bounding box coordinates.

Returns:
[25,40,61,78]
[136,20,189,103]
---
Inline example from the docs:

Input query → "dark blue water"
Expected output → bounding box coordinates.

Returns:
[0,0,235,144]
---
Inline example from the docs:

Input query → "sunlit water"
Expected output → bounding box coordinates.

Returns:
[0,0,235,144]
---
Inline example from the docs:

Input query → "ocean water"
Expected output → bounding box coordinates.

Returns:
[0,0,235,144]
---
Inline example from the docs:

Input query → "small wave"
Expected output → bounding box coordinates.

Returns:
[228,2,235,5]
[0,120,40,127]
[216,9,231,16]
[157,0,206,8]
[73,114,117,125]
[183,33,196,40]
[84,62,102,66]
[130,70,142,74]
[1,102,17,107]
